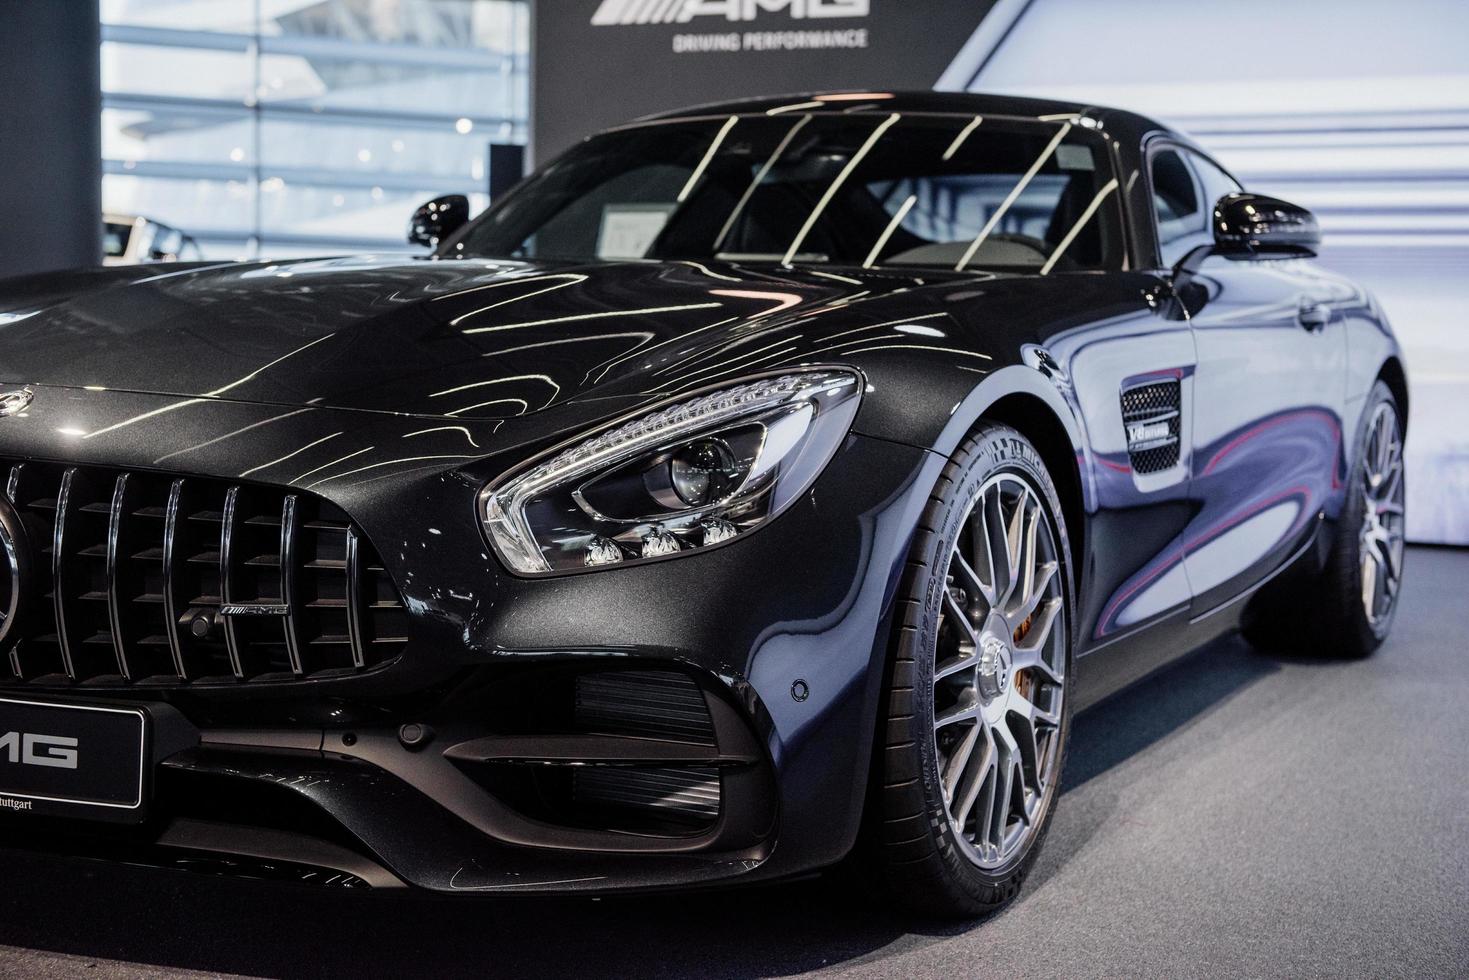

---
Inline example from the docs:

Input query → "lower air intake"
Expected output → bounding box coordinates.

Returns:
[572,766,721,825]
[448,665,774,848]
[574,670,716,744]
[570,669,720,831]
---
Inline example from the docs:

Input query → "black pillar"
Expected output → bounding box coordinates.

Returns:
[0,0,102,279]
[488,143,526,201]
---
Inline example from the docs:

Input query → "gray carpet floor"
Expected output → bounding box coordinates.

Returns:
[0,546,1465,979]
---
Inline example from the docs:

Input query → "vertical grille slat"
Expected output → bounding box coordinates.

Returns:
[219,485,246,679]
[161,479,189,679]
[105,473,133,680]
[280,494,305,676]
[52,468,80,680]
[4,465,20,680]
[344,525,367,670]
[0,461,405,686]
[6,465,64,680]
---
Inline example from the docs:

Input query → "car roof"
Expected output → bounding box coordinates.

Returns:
[636,90,1169,139]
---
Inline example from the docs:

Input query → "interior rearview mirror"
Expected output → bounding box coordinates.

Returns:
[408,194,470,250]
[1212,192,1320,258]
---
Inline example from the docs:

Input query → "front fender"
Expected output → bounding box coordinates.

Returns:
[853,356,1091,513]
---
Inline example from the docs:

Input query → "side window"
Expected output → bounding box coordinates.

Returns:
[1150,148,1204,268]
[1186,150,1244,223]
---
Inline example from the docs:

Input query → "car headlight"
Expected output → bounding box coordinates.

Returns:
[480,369,862,574]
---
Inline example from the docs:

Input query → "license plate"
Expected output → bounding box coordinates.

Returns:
[0,697,148,824]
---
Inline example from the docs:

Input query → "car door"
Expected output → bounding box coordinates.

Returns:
[1156,144,1350,616]
[1046,290,1199,648]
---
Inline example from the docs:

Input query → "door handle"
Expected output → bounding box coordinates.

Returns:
[1297,301,1330,331]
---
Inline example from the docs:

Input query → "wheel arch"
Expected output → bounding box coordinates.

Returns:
[922,364,1091,587]
[1377,356,1409,437]
[981,394,1086,584]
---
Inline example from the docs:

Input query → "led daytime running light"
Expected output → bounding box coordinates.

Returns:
[482,370,859,573]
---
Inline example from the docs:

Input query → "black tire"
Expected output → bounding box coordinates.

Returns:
[1245,380,1406,659]
[862,423,1075,918]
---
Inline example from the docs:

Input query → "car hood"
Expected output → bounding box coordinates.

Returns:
[0,255,919,421]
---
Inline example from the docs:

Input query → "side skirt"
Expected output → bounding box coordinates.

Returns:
[1071,527,1320,713]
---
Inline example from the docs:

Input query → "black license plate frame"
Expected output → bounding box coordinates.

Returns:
[0,696,149,824]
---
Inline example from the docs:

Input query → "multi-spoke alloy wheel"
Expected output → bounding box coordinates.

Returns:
[868,425,1072,916]
[1358,401,1405,628]
[933,473,1066,870]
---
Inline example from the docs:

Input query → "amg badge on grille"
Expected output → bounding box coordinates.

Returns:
[218,603,291,617]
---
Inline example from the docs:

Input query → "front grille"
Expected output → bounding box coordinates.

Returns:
[1120,379,1182,474]
[1,460,407,685]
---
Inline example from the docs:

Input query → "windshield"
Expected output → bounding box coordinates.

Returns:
[452,113,1122,273]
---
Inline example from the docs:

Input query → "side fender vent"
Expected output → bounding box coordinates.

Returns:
[1121,379,1181,474]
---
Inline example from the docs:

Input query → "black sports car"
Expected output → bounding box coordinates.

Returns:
[0,92,1406,915]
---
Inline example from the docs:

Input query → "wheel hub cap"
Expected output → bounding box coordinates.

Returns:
[977,633,1010,700]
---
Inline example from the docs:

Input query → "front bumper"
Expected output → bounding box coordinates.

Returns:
[0,429,944,894]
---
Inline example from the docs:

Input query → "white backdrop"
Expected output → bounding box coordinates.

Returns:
[943,0,1469,544]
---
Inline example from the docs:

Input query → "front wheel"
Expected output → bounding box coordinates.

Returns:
[863,424,1074,917]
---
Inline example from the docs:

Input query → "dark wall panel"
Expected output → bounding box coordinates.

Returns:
[0,0,102,278]
[532,0,996,163]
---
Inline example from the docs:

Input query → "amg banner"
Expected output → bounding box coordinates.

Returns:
[531,0,998,162]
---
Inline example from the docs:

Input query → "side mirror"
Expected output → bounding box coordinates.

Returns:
[1212,192,1320,258]
[408,194,470,249]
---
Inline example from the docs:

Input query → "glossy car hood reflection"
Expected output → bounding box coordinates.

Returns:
[0,255,917,421]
